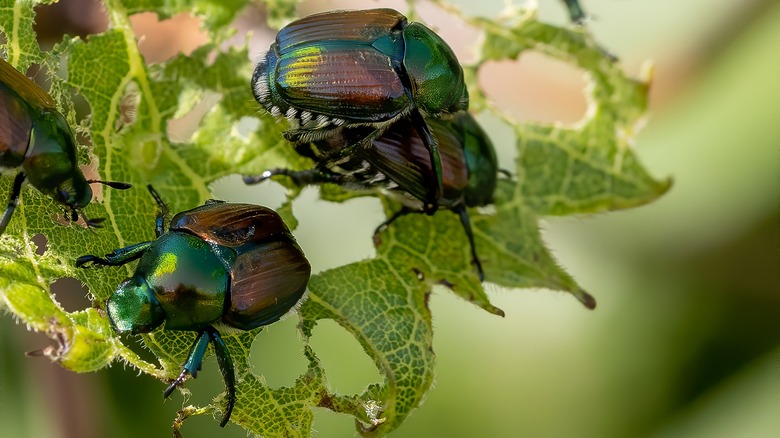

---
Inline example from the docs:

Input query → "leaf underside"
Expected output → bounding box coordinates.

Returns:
[0,0,669,436]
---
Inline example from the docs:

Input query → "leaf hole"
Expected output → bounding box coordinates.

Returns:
[292,189,382,273]
[413,1,481,64]
[211,174,289,212]
[312,407,356,437]
[68,93,92,132]
[235,116,260,141]
[129,12,209,64]
[123,335,162,367]
[49,276,91,313]
[224,2,276,56]
[167,92,222,143]
[34,0,108,48]
[308,319,382,395]
[31,233,47,255]
[248,315,308,389]
[479,51,589,125]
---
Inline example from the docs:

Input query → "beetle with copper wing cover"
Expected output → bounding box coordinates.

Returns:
[251,8,469,211]
[76,186,311,427]
[0,57,129,235]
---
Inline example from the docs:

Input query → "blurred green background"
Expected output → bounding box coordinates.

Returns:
[1,0,777,436]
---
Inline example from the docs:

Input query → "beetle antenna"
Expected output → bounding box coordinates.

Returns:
[87,180,132,190]
[81,210,106,229]
[147,185,169,237]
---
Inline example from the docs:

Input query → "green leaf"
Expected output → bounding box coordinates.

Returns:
[0,1,669,436]
[0,0,46,69]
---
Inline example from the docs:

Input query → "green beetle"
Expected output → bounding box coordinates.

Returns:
[245,112,498,281]
[252,8,469,211]
[0,57,129,235]
[77,186,311,427]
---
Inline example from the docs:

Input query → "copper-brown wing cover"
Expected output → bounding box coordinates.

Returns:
[361,117,468,207]
[223,239,310,330]
[275,8,406,50]
[170,203,292,248]
[275,45,408,120]
[170,203,311,331]
[0,57,55,165]
[0,58,56,109]
[0,83,33,164]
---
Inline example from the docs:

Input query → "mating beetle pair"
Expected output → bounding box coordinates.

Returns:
[77,186,311,426]
[250,8,498,279]
[0,58,130,235]
[252,8,469,211]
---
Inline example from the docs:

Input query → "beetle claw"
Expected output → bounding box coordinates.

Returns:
[242,172,272,185]
[219,396,235,428]
[164,369,190,399]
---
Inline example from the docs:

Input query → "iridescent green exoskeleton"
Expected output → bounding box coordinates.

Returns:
[0,57,130,235]
[76,186,311,427]
[252,8,469,211]
[245,112,498,281]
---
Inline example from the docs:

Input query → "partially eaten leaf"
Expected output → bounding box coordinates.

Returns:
[0,1,668,436]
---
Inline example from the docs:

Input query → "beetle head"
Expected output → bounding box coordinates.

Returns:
[107,277,165,334]
[402,23,468,116]
[52,171,92,210]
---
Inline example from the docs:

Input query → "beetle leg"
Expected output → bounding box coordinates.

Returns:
[410,109,442,214]
[373,207,413,244]
[207,327,236,427]
[0,172,27,236]
[561,0,589,25]
[164,330,211,399]
[454,206,484,282]
[243,168,337,187]
[82,215,106,228]
[146,185,168,237]
[76,241,153,267]
[558,0,618,60]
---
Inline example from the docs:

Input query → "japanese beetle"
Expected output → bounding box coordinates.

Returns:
[244,112,497,281]
[252,8,470,210]
[76,186,311,427]
[0,57,130,235]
